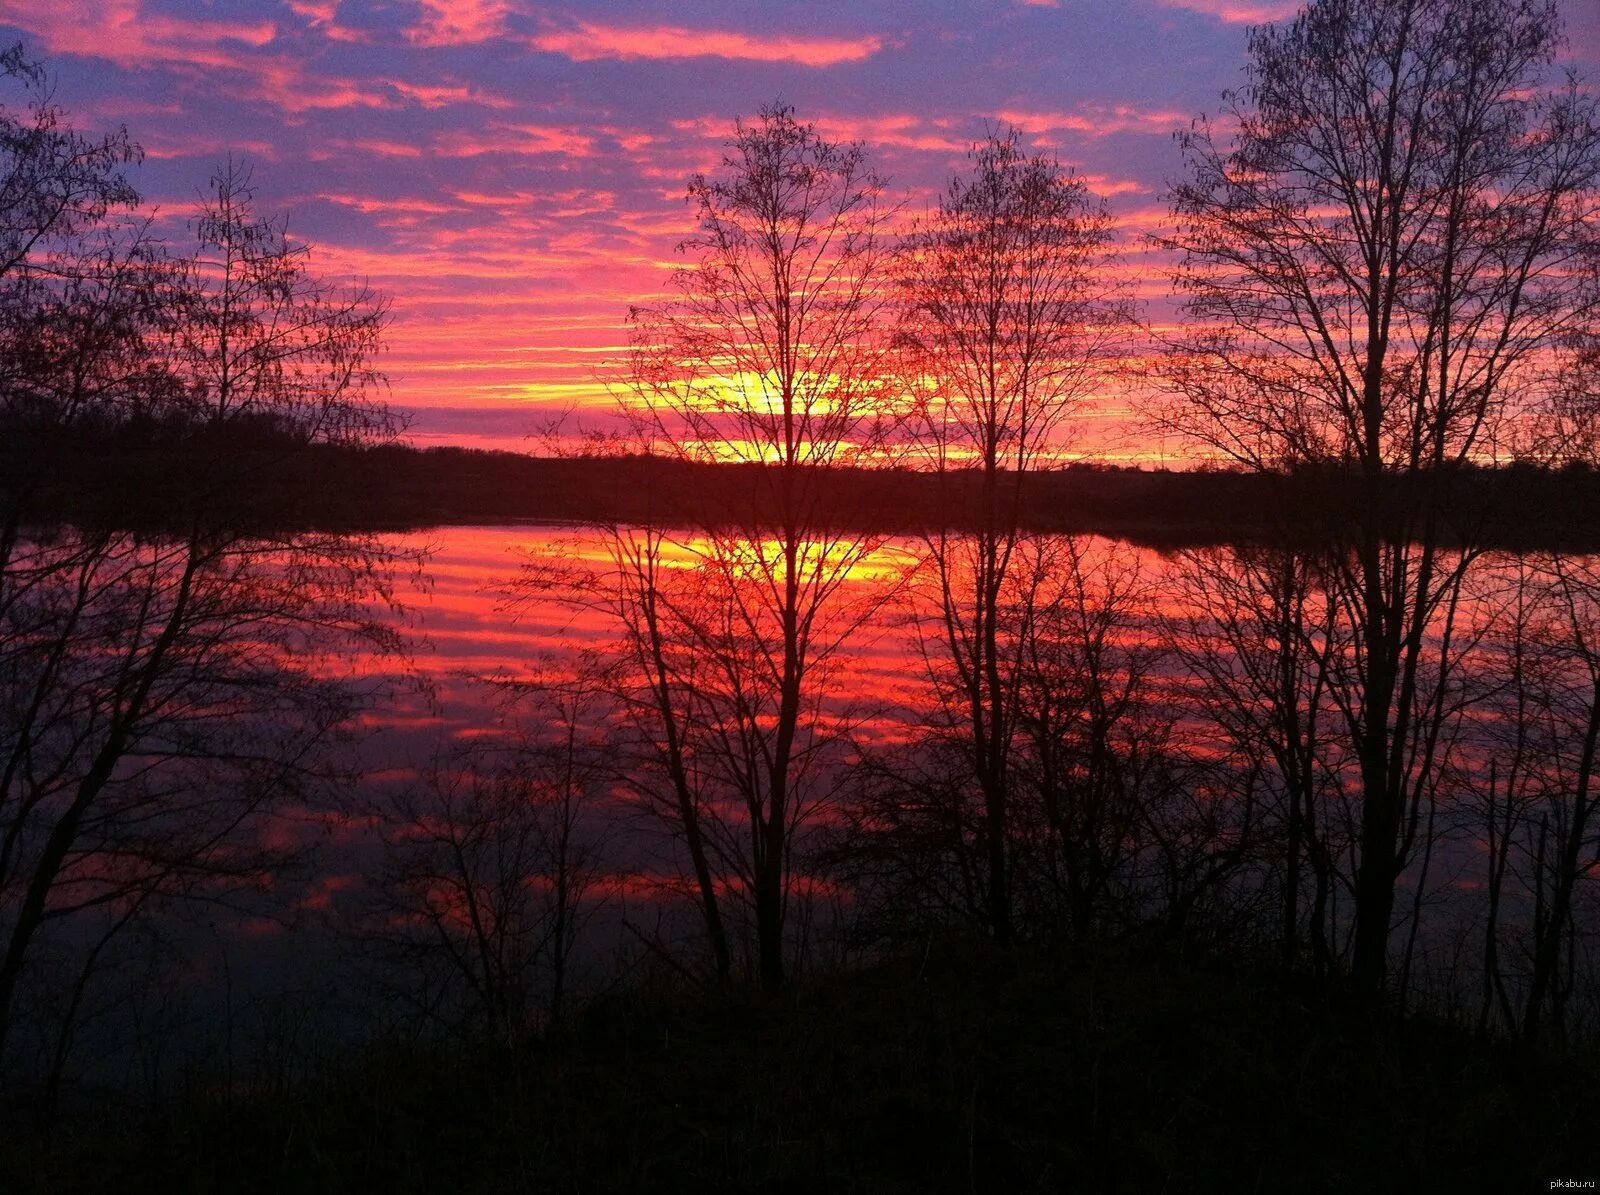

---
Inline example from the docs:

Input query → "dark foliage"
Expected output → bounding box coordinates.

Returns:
[7,944,1595,1193]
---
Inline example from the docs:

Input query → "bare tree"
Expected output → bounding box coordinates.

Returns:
[360,666,608,1038]
[0,161,402,1069]
[170,159,390,448]
[1468,552,1600,1042]
[0,43,137,287]
[1166,541,1348,969]
[837,538,1206,950]
[1015,538,1178,940]
[591,521,732,985]
[1543,263,1600,463]
[0,43,141,585]
[894,129,1127,944]
[505,662,612,1027]
[1151,0,1600,994]
[615,103,900,992]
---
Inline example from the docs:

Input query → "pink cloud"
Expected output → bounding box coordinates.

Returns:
[432,123,597,158]
[407,0,512,46]
[249,66,396,113]
[997,104,1191,138]
[384,78,513,109]
[287,0,338,22]
[531,20,883,67]
[317,192,465,216]
[0,0,405,113]
[0,0,277,64]
[1155,0,1300,23]
[290,1,373,46]
[811,113,970,152]
[1079,173,1152,197]
[141,131,281,161]
[310,137,426,160]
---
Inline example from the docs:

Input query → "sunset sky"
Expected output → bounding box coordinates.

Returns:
[4,0,1597,459]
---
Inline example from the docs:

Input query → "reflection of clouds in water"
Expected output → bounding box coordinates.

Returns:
[328,523,1161,871]
[50,522,1587,1083]
[226,522,943,989]
[180,523,1175,1048]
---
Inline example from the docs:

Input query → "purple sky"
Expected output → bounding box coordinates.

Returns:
[3,0,1597,458]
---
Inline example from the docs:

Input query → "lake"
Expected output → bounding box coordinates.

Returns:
[10,518,1596,1090]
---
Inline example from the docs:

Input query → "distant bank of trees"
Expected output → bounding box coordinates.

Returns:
[34,436,1600,549]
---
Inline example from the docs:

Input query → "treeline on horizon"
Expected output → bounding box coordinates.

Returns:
[20,429,1600,549]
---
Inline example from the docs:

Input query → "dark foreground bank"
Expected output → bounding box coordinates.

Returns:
[7,945,1597,1194]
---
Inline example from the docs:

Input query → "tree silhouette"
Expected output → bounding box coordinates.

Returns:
[894,128,1127,944]
[618,103,900,992]
[0,158,403,1073]
[1151,0,1600,994]
[361,665,608,1039]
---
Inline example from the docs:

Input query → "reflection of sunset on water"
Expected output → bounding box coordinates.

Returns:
[363,525,930,741]
[320,523,1595,993]
[368,523,1595,755]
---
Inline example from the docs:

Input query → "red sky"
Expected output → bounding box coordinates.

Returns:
[3,0,1596,460]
